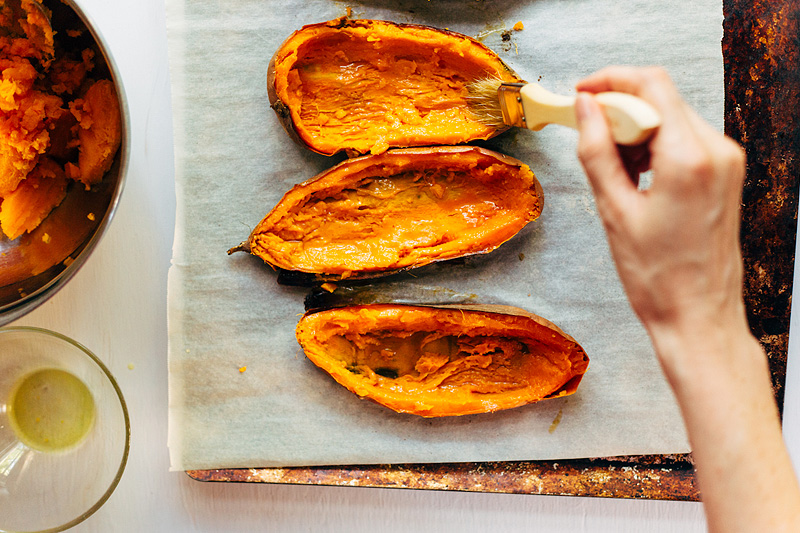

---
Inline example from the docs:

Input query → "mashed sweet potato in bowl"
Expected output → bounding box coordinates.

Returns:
[0,0,128,324]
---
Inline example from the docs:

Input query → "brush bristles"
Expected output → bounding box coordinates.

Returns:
[466,77,506,127]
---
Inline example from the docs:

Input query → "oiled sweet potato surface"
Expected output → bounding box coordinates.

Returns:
[246,147,542,278]
[297,305,589,417]
[270,18,521,155]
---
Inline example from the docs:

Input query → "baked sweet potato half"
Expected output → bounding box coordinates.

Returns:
[229,146,543,282]
[295,304,589,417]
[267,17,522,156]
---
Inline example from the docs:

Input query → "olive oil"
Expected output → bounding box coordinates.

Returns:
[8,368,95,452]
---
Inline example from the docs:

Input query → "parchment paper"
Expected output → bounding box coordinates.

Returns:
[166,0,723,470]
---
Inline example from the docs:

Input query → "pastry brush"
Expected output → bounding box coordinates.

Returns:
[467,78,661,145]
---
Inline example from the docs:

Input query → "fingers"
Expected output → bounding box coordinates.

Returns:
[575,65,746,239]
[575,93,639,210]
[618,144,652,184]
[576,66,694,140]
[576,66,677,105]
[576,66,733,188]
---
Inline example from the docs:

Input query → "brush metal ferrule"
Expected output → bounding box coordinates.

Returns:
[498,82,527,128]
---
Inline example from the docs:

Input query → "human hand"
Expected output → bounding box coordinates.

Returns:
[574,68,800,533]
[574,66,748,342]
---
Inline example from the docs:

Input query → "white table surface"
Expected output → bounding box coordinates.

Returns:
[11,0,800,531]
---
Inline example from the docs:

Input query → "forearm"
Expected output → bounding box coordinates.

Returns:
[649,314,800,533]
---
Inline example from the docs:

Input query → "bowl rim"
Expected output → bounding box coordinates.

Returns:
[0,0,131,326]
[0,325,131,532]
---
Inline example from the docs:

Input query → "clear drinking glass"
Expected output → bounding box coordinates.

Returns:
[0,327,130,532]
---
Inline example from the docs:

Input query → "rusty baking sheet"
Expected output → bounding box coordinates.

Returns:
[189,455,698,500]
[187,1,798,500]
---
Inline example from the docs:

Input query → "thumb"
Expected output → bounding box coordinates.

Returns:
[575,93,638,204]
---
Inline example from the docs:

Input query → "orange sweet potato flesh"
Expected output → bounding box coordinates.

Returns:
[0,5,122,240]
[0,0,55,64]
[0,156,67,239]
[296,304,589,417]
[0,56,64,196]
[268,18,522,156]
[69,79,122,188]
[232,146,543,280]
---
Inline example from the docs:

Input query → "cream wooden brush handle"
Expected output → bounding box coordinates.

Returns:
[519,83,661,145]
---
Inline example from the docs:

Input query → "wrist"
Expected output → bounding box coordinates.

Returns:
[644,302,769,394]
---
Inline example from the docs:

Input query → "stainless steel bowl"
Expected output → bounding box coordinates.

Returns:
[0,0,129,325]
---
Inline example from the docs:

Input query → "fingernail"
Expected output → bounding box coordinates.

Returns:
[575,93,595,124]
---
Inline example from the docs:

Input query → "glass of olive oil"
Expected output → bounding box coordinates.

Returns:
[0,327,130,532]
